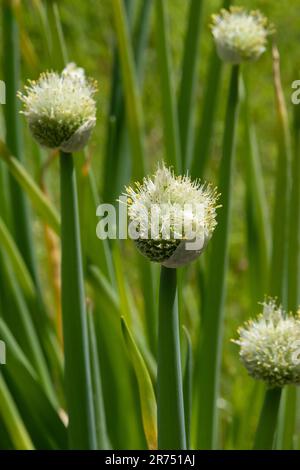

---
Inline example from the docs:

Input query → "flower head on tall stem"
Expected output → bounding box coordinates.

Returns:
[122,164,219,268]
[211,7,273,64]
[18,63,97,153]
[233,299,300,388]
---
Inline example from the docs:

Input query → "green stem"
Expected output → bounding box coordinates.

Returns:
[2,1,37,280]
[157,266,186,449]
[189,0,231,177]
[111,0,146,181]
[253,387,282,450]
[60,152,96,449]
[197,65,239,449]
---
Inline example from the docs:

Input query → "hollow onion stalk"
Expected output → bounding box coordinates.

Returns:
[157,266,186,449]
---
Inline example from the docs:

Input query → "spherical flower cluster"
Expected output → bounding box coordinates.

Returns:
[211,7,272,64]
[18,63,97,152]
[122,164,219,268]
[234,299,300,388]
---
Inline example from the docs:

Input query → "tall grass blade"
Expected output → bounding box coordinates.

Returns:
[0,217,35,301]
[2,1,37,279]
[197,65,239,449]
[121,316,157,450]
[92,290,146,449]
[288,84,300,312]
[268,45,291,300]
[46,1,68,70]
[103,0,152,202]
[241,77,270,305]
[0,318,67,449]
[276,70,300,451]
[111,0,146,180]
[87,307,110,450]
[155,0,181,172]
[253,387,281,450]
[268,45,292,450]
[189,0,231,177]
[0,255,56,405]
[182,326,192,449]
[60,151,96,449]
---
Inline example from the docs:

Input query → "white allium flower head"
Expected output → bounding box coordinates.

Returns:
[234,299,300,388]
[18,63,97,152]
[122,164,219,268]
[211,7,272,64]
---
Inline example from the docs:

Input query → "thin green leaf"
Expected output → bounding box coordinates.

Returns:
[269,46,292,450]
[178,0,204,168]
[182,326,192,450]
[0,140,60,234]
[268,45,291,301]
[155,0,181,172]
[253,387,282,450]
[190,0,231,177]
[0,318,67,449]
[0,374,34,450]
[241,77,270,306]
[111,0,146,180]
[60,151,96,449]
[2,0,37,279]
[0,216,35,301]
[157,266,186,449]
[197,65,240,450]
[87,307,110,450]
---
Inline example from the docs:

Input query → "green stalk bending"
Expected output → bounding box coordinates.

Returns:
[157,266,186,449]
[253,387,282,450]
[197,65,239,449]
[60,152,96,450]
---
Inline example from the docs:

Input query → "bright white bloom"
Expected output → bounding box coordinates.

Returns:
[18,63,97,152]
[234,299,300,388]
[211,7,272,64]
[122,164,219,268]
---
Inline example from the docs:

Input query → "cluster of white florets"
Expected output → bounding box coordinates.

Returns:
[234,299,300,388]
[18,63,97,152]
[211,7,272,64]
[122,164,219,267]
